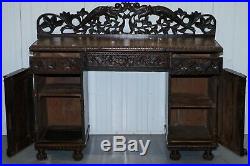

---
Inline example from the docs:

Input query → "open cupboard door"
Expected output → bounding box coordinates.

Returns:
[218,68,247,156]
[4,68,35,157]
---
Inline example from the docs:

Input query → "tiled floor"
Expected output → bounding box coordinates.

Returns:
[2,135,248,164]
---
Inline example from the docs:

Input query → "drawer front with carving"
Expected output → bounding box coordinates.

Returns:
[171,57,222,75]
[85,52,170,71]
[30,57,81,74]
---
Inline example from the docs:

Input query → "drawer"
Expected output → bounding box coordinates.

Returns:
[85,52,170,71]
[171,57,222,75]
[30,53,81,74]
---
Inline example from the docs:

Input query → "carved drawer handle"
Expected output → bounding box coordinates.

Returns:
[213,66,218,70]
[48,65,54,69]
[64,66,71,70]
[181,67,188,71]
[195,66,201,70]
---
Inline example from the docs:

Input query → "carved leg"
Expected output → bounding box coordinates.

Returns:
[36,149,47,160]
[203,150,214,160]
[73,150,83,161]
[170,150,181,160]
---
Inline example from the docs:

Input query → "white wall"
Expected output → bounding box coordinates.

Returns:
[2,2,248,135]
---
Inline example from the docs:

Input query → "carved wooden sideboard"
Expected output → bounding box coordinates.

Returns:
[4,3,247,161]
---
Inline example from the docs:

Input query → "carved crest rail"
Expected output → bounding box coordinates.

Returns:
[37,2,216,37]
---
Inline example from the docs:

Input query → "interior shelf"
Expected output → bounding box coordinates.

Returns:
[170,93,216,109]
[39,126,83,142]
[168,125,211,141]
[38,84,81,97]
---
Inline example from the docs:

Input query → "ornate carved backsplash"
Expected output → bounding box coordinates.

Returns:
[37,2,216,37]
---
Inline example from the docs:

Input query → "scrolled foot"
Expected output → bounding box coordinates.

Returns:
[73,150,83,161]
[170,150,181,160]
[203,150,214,160]
[36,149,47,160]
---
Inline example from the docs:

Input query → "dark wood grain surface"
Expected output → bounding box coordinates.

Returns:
[30,35,223,53]
[4,69,34,157]
[218,69,247,156]
[4,2,247,161]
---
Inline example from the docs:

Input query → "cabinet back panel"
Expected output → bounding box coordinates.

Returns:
[45,76,80,85]
[170,109,207,127]
[45,97,81,126]
[171,78,208,96]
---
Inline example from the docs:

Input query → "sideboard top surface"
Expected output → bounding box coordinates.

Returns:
[29,35,223,53]
[31,2,223,54]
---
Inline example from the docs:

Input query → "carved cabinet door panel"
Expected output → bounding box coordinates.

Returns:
[4,68,35,157]
[218,68,247,156]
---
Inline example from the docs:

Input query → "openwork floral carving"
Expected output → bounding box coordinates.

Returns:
[37,2,216,37]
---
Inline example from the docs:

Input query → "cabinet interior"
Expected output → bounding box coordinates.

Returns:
[169,77,218,142]
[35,74,83,142]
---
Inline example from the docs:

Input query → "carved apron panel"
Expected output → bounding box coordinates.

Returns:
[85,52,170,71]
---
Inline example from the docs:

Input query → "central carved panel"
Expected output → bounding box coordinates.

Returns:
[85,52,170,71]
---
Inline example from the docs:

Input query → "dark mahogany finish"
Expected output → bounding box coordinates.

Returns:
[4,2,246,161]
[4,69,34,157]
[218,69,247,156]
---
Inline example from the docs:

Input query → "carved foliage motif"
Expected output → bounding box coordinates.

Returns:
[86,52,169,69]
[171,58,222,75]
[30,57,81,73]
[37,2,216,36]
